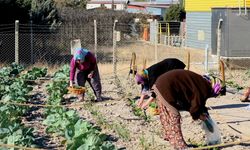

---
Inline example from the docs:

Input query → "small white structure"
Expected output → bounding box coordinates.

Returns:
[87,0,129,10]
[70,39,81,55]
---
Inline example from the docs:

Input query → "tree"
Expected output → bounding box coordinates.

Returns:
[0,0,61,27]
[0,0,30,24]
[30,0,61,28]
[165,4,185,22]
[54,0,88,9]
[16,0,32,8]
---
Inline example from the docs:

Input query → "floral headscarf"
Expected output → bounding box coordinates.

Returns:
[73,48,89,62]
[203,74,226,96]
[135,69,149,84]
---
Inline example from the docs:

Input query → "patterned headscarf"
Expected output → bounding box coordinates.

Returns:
[135,69,149,84]
[73,48,89,62]
[203,74,226,96]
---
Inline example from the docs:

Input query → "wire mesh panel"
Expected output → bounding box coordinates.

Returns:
[0,23,15,63]
[0,15,249,87]
[0,33,15,63]
[0,21,220,71]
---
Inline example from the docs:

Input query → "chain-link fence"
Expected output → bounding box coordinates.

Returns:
[0,19,222,73]
[0,16,249,89]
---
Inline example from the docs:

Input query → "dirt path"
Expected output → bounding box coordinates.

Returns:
[22,80,63,149]
[72,73,250,150]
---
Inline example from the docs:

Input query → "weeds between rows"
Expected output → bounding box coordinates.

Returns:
[83,103,131,142]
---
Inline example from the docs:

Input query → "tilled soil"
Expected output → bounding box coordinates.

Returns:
[22,80,64,149]
[73,74,250,150]
[21,72,250,150]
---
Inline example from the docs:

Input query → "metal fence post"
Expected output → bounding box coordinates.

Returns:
[217,19,223,72]
[154,20,158,63]
[30,19,34,64]
[167,23,170,46]
[217,29,221,72]
[94,20,97,60]
[15,20,19,64]
[113,20,118,76]
[205,44,209,72]
[187,51,190,70]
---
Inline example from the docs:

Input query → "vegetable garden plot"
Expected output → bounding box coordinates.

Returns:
[0,63,46,149]
[0,64,117,150]
[1,62,250,150]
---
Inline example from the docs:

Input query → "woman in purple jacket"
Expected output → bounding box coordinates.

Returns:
[70,48,102,102]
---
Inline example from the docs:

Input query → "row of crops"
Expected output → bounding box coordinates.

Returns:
[0,63,116,149]
[0,63,47,149]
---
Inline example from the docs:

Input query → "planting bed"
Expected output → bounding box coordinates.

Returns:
[0,60,250,150]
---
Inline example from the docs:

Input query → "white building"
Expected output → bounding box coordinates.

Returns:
[86,0,129,10]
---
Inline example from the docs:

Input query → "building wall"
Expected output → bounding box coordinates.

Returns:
[87,4,125,10]
[185,0,250,12]
[150,21,158,43]
[87,4,101,9]
[145,7,162,15]
[212,8,250,57]
[228,8,250,57]
[185,0,250,51]
[104,4,125,10]
[211,9,228,55]
[186,12,211,50]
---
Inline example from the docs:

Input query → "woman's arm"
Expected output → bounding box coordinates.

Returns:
[137,94,147,107]
[137,84,148,106]
[140,90,157,109]
[87,52,97,72]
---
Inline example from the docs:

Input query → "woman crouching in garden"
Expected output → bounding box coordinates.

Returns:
[70,48,102,102]
[141,69,226,150]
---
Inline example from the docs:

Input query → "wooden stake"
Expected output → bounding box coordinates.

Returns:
[132,52,136,76]
[143,58,147,70]
[220,60,225,85]
[187,51,190,70]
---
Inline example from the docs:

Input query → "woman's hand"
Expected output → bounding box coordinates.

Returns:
[140,97,155,109]
[199,113,208,121]
[137,99,143,107]
[140,102,149,109]
[137,94,146,107]
[88,72,94,78]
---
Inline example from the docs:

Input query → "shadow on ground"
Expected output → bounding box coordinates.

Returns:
[210,104,249,109]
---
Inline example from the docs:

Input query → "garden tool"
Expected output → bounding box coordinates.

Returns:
[143,108,148,121]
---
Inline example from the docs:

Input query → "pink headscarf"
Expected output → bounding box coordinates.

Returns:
[135,74,145,84]
[203,74,226,96]
[135,69,148,84]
